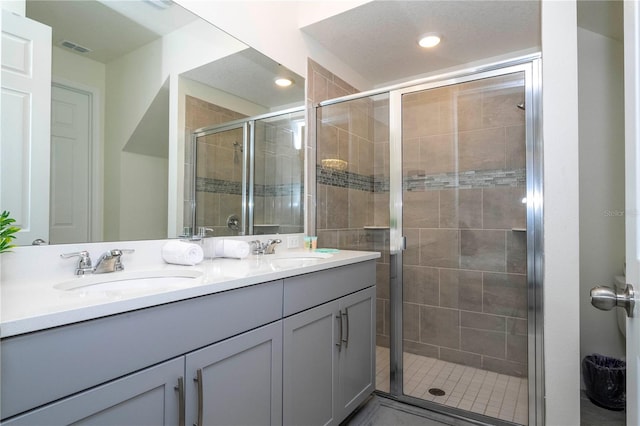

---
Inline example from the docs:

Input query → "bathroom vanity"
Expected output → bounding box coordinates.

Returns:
[0,245,378,426]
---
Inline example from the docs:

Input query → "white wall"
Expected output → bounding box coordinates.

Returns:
[542,0,581,423]
[51,46,105,93]
[578,28,625,367]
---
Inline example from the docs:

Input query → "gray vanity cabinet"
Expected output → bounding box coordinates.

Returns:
[335,287,376,419]
[1,280,283,424]
[1,260,376,426]
[185,321,283,426]
[2,357,183,425]
[282,263,376,426]
[283,299,340,426]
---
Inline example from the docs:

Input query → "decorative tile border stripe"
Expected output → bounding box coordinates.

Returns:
[196,177,243,195]
[316,165,375,192]
[199,168,525,196]
[255,182,304,197]
[317,166,526,192]
[196,177,304,197]
[404,168,526,191]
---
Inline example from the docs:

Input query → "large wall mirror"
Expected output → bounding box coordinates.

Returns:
[4,0,304,246]
[191,107,305,237]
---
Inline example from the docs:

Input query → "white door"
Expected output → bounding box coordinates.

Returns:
[49,84,92,244]
[1,10,51,245]
[626,2,640,424]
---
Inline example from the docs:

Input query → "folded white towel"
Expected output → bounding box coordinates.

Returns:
[161,241,204,266]
[214,239,250,259]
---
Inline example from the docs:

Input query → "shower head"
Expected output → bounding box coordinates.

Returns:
[517,102,525,111]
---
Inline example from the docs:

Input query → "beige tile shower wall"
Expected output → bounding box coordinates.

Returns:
[395,75,528,377]
[186,95,246,235]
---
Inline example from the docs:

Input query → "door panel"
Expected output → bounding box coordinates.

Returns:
[337,287,376,418]
[185,322,283,426]
[50,85,91,244]
[1,10,51,245]
[283,301,339,426]
[397,72,529,424]
[624,1,640,423]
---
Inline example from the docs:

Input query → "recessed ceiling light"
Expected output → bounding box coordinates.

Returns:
[275,77,294,87]
[418,33,441,48]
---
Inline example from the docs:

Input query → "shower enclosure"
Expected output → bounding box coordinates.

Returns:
[187,107,305,236]
[315,57,542,425]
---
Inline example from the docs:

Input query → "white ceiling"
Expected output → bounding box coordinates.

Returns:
[26,0,197,64]
[301,1,542,88]
[182,48,305,110]
[301,0,623,89]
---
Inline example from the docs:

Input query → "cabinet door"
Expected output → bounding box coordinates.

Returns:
[185,321,282,426]
[337,286,376,422]
[2,357,183,426]
[283,300,340,426]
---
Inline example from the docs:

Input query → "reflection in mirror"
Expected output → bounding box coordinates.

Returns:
[191,108,305,236]
[252,110,305,235]
[7,0,304,246]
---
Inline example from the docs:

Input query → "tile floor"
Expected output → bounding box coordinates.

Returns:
[375,346,529,425]
[344,394,479,426]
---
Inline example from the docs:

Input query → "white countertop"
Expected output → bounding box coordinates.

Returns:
[1,245,379,338]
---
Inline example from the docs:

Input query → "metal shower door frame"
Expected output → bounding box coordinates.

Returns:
[386,58,543,426]
[190,106,305,236]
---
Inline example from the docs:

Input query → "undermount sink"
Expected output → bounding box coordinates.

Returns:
[273,251,333,261]
[54,269,203,294]
[269,251,333,269]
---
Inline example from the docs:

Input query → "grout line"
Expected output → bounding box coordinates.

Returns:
[375,346,528,425]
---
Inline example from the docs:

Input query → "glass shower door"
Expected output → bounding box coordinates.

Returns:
[396,71,529,424]
[193,124,247,236]
[315,60,540,426]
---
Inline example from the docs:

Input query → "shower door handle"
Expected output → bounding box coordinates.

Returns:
[590,284,635,317]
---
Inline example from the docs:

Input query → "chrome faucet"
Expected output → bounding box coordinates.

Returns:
[61,249,135,275]
[94,249,135,273]
[249,239,282,255]
[265,239,282,254]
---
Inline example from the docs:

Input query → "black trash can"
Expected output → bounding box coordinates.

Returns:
[582,354,626,410]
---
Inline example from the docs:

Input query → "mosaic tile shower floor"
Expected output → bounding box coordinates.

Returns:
[375,346,528,425]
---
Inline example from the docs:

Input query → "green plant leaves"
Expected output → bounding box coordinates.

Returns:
[0,210,20,253]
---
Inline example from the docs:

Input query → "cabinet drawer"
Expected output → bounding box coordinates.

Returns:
[2,357,184,426]
[283,261,375,317]
[1,280,283,420]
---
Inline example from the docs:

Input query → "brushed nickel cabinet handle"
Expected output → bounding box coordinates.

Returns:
[194,369,204,426]
[175,376,185,426]
[335,313,343,351]
[342,308,350,347]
